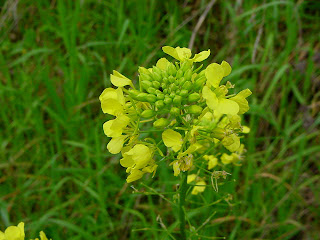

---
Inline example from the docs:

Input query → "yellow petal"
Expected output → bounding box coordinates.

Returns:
[162,46,180,60]
[221,61,232,77]
[126,169,144,183]
[202,86,218,110]
[120,155,134,168]
[107,135,126,154]
[0,231,5,240]
[156,58,170,70]
[221,153,234,165]
[103,120,116,137]
[204,155,218,170]
[191,180,206,195]
[187,174,197,184]
[172,161,181,176]
[216,98,239,115]
[242,126,250,133]
[110,70,132,87]
[39,231,48,240]
[222,133,240,152]
[101,98,124,115]
[192,50,210,62]
[162,129,183,152]
[4,226,23,240]
[229,89,252,114]
[126,144,152,169]
[205,63,224,88]
[176,47,192,61]
[99,88,118,102]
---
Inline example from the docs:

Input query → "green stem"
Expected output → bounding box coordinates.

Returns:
[179,171,188,240]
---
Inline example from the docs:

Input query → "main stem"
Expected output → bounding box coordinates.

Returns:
[179,171,188,240]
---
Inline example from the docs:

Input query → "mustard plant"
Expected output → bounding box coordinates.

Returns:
[100,46,251,239]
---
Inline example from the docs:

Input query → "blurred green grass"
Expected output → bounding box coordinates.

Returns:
[0,0,319,239]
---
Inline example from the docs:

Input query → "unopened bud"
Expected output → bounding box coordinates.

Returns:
[147,87,156,94]
[188,105,203,115]
[184,69,193,81]
[194,76,206,90]
[164,97,172,105]
[180,89,189,97]
[128,89,141,100]
[157,93,165,100]
[176,69,184,79]
[153,118,169,128]
[212,128,225,140]
[136,92,148,101]
[152,72,162,82]
[141,109,155,118]
[167,63,177,76]
[173,95,182,106]
[155,100,164,109]
[145,94,157,103]
[170,107,180,115]
[188,93,200,102]
[140,73,152,82]
[182,81,192,91]
[152,81,161,89]
[141,80,152,90]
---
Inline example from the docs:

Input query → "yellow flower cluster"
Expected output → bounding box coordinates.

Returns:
[99,46,251,185]
[0,223,50,240]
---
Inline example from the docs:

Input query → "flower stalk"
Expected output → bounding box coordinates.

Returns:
[179,171,188,240]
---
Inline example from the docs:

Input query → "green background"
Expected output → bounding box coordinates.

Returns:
[0,0,319,239]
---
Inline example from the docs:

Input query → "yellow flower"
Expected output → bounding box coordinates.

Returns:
[120,144,157,182]
[156,58,170,70]
[205,61,231,88]
[202,86,239,115]
[162,129,183,152]
[222,133,240,152]
[229,89,252,114]
[107,135,127,154]
[30,231,50,240]
[0,222,25,240]
[162,46,210,62]
[221,144,245,165]
[103,114,130,138]
[110,70,132,87]
[99,88,125,115]
[203,155,218,170]
[187,174,206,195]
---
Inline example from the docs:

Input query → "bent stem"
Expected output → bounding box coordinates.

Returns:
[179,171,188,240]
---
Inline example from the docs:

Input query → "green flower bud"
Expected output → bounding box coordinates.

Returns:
[141,80,152,90]
[170,107,180,115]
[164,97,172,104]
[182,81,192,91]
[163,89,168,94]
[163,77,169,84]
[128,89,141,100]
[152,81,161,89]
[180,89,189,97]
[168,76,175,83]
[138,66,151,75]
[167,63,177,76]
[161,70,169,78]
[184,69,193,81]
[176,69,184,79]
[147,87,156,94]
[141,109,155,118]
[145,94,157,103]
[194,76,206,90]
[188,92,200,102]
[136,92,148,101]
[153,118,169,128]
[188,105,203,115]
[169,92,175,98]
[155,100,164,109]
[152,72,162,82]
[178,77,187,86]
[140,73,152,82]
[152,66,162,76]
[157,93,165,100]
[173,95,182,106]
[211,128,225,140]
[180,61,191,72]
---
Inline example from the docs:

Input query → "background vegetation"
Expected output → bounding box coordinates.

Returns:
[0,0,319,239]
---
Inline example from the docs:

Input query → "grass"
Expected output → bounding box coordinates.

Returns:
[0,0,319,239]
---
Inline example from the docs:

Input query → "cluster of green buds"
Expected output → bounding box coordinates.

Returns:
[99,46,251,189]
